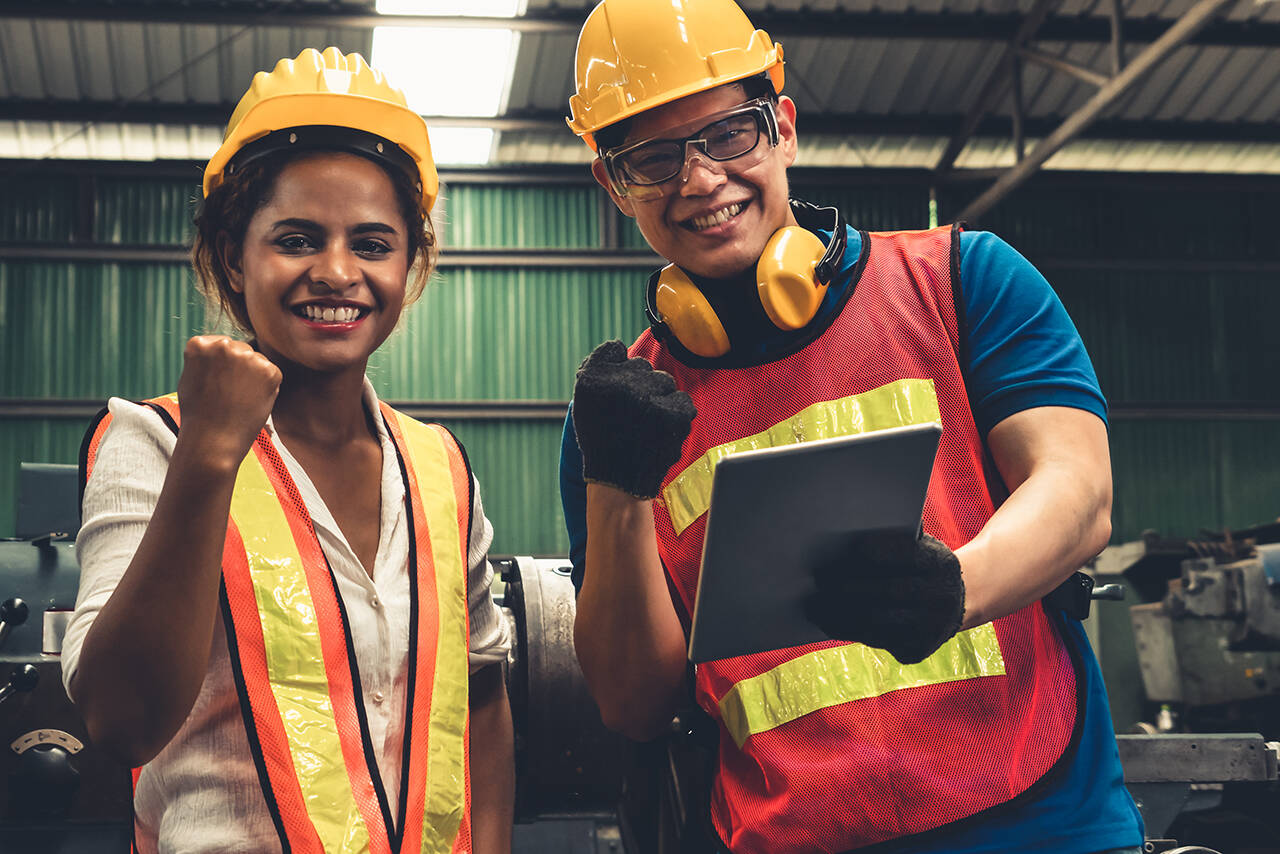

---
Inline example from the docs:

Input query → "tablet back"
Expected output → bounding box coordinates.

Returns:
[687,422,942,663]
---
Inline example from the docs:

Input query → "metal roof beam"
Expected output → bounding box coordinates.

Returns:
[1018,45,1111,89]
[955,0,1236,223]
[4,4,1280,49]
[0,100,561,132]
[9,99,1280,145]
[933,0,1061,175]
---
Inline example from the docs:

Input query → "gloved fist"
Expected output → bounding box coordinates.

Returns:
[571,340,697,500]
[805,531,965,665]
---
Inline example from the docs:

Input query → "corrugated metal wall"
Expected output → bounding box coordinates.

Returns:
[2,168,1277,554]
[941,180,1280,541]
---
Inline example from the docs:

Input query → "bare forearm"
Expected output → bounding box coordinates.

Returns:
[957,408,1112,629]
[574,484,687,740]
[469,664,513,854]
[73,437,239,765]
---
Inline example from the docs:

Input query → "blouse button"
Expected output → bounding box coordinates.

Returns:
[372,691,385,704]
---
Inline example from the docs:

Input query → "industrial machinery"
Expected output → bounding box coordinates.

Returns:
[3,463,1276,852]
[1117,524,1280,852]
[0,467,627,853]
[0,464,132,851]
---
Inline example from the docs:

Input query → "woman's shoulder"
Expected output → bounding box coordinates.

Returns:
[87,397,181,476]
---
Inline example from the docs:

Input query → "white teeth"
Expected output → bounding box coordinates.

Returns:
[302,305,360,322]
[690,202,744,231]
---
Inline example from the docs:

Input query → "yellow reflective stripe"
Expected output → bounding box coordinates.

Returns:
[393,416,469,853]
[718,624,1006,748]
[663,379,942,535]
[229,452,371,854]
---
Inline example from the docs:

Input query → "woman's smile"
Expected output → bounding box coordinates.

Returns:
[227,152,411,375]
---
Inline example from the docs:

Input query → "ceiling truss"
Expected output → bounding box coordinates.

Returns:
[950,0,1238,221]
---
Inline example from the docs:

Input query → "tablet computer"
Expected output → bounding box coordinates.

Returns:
[687,422,942,663]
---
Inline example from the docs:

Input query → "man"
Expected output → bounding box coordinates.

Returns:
[559,1,1143,852]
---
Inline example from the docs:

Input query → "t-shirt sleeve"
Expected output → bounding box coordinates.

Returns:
[958,230,1107,436]
[65,399,177,703]
[558,405,589,594]
[466,476,513,672]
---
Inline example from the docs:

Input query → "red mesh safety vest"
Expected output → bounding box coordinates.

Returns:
[631,226,1082,854]
[82,396,474,854]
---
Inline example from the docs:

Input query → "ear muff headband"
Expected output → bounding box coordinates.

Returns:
[645,200,846,358]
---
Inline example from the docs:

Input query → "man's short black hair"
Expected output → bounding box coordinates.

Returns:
[593,73,779,155]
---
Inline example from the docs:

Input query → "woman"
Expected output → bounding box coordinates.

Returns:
[64,47,513,854]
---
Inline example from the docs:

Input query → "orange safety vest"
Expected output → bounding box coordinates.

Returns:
[631,225,1084,854]
[82,395,473,854]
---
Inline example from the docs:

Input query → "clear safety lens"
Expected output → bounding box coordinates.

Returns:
[604,99,778,198]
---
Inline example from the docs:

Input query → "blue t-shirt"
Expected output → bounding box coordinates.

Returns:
[559,227,1143,853]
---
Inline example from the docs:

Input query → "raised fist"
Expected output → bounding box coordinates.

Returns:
[176,335,282,466]
[571,340,696,500]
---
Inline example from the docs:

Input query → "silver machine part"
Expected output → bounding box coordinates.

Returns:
[500,557,627,824]
[1131,544,1280,705]
[41,610,71,656]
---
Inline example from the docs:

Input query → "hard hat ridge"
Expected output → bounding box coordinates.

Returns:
[567,0,785,152]
[204,46,439,213]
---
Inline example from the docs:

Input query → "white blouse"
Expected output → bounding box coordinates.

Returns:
[63,379,511,854]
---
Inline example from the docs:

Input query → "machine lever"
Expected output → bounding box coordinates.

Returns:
[1091,583,1125,601]
[0,597,29,651]
[0,664,39,706]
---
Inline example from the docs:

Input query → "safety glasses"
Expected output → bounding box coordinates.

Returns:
[601,99,780,200]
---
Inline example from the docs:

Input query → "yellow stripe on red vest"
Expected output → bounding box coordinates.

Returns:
[718,624,1006,748]
[661,378,942,535]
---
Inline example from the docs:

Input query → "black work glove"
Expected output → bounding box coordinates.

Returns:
[805,531,965,665]
[572,340,697,500]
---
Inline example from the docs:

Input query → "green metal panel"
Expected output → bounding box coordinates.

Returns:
[94,179,198,245]
[0,262,209,398]
[368,267,649,400]
[0,175,76,242]
[788,183,931,232]
[436,419,569,556]
[0,420,86,539]
[1110,419,1280,543]
[2,171,1277,553]
[439,184,603,249]
[0,417,570,556]
[938,183,1278,260]
[0,260,648,402]
[1053,269,1280,404]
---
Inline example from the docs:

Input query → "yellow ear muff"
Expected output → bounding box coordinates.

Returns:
[756,225,828,331]
[654,265,731,358]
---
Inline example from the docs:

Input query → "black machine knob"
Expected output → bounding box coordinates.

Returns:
[0,664,39,706]
[0,598,29,651]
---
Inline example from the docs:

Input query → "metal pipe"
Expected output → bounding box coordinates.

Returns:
[0,399,572,421]
[3,5,1276,48]
[7,399,1279,422]
[1011,58,1027,163]
[955,0,1235,223]
[1018,46,1111,89]
[0,244,662,268]
[7,244,1280,273]
[1110,0,1127,75]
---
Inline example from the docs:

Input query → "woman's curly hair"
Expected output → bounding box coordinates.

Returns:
[190,149,437,335]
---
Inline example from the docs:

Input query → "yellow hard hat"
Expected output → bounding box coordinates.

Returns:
[203,47,438,213]
[567,0,784,152]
